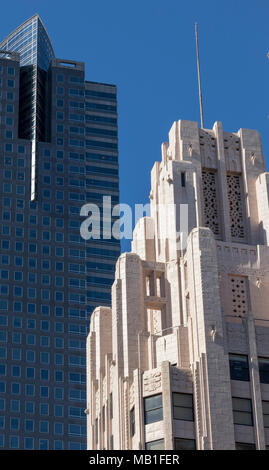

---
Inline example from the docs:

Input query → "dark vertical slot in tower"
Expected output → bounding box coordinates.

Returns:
[18,65,35,140]
[19,65,50,142]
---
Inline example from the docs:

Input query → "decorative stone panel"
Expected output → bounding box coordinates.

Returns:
[202,170,220,236]
[147,308,162,334]
[223,133,242,173]
[229,275,248,316]
[129,383,135,409]
[199,129,217,168]
[143,369,162,396]
[227,174,245,239]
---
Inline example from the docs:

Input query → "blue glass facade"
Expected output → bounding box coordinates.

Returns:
[0,15,54,70]
[0,16,120,449]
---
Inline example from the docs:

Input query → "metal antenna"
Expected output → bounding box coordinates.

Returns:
[195,23,204,128]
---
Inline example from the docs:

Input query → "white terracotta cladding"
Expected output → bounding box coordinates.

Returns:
[86,120,269,450]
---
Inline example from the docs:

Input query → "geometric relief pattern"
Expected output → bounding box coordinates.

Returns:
[143,371,162,394]
[202,170,220,236]
[227,174,245,239]
[230,276,248,316]
[147,309,162,335]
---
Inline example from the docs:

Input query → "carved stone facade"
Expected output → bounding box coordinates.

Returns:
[86,120,269,450]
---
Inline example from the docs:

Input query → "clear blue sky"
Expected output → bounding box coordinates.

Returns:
[1,0,268,251]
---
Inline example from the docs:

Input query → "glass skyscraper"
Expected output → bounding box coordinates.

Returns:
[0,15,120,449]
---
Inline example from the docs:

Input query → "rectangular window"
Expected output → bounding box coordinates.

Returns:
[145,439,164,450]
[181,172,186,187]
[262,401,269,428]
[144,394,163,425]
[95,418,98,445]
[235,442,256,450]
[232,397,253,426]
[259,357,269,384]
[110,392,113,419]
[172,393,194,421]
[130,407,135,437]
[229,354,250,382]
[174,438,196,450]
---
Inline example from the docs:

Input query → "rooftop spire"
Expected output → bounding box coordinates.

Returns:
[195,23,204,129]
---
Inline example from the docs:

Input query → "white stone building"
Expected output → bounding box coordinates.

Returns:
[86,119,269,450]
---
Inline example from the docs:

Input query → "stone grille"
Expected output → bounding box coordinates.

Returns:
[202,170,220,236]
[230,276,248,316]
[227,174,245,239]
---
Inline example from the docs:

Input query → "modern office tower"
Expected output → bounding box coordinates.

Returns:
[87,119,269,450]
[0,15,120,449]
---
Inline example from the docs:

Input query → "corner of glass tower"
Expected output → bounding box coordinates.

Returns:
[0,14,55,70]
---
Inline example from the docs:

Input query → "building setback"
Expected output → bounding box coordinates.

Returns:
[87,119,269,450]
[0,15,120,449]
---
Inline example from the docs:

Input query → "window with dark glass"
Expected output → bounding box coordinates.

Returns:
[144,394,163,425]
[235,442,256,450]
[262,401,269,428]
[145,439,165,450]
[174,438,196,450]
[259,357,269,384]
[110,392,113,419]
[172,393,194,421]
[229,354,250,381]
[95,418,98,445]
[232,397,253,426]
[130,407,135,437]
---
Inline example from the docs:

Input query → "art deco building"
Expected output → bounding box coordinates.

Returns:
[87,119,269,450]
[0,15,120,449]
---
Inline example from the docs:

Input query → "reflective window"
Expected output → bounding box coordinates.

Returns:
[259,357,269,384]
[235,442,256,450]
[10,400,20,412]
[232,397,253,426]
[144,394,163,425]
[130,407,135,437]
[172,393,194,421]
[10,436,19,448]
[174,438,196,450]
[54,440,63,450]
[25,402,34,414]
[39,421,49,433]
[229,354,250,381]
[145,439,164,450]
[39,439,48,450]
[24,437,34,450]
[262,401,269,428]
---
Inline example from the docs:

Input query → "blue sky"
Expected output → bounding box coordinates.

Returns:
[1,0,268,251]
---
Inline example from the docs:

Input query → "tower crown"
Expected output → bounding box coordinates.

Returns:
[0,14,55,70]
